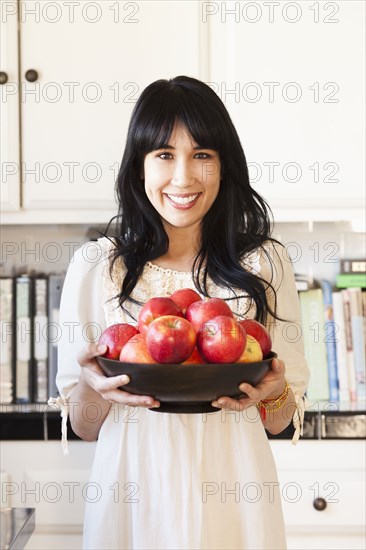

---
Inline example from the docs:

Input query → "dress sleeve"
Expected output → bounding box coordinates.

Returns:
[48,240,107,453]
[260,242,310,444]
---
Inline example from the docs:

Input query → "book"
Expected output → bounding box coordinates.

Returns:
[348,288,366,400]
[362,291,366,359]
[336,273,366,288]
[0,278,15,403]
[299,288,330,402]
[47,275,65,399]
[320,280,339,402]
[33,276,48,403]
[340,259,366,274]
[295,274,310,292]
[15,275,33,402]
[332,291,349,402]
[341,289,357,401]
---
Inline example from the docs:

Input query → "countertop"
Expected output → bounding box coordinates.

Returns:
[0,402,365,440]
[0,508,35,550]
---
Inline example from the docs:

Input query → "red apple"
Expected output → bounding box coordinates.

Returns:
[138,297,184,333]
[146,315,196,364]
[98,323,139,360]
[170,288,202,315]
[186,298,234,333]
[197,315,246,363]
[182,347,206,365]
[237,334,263,363]
[239,319,272,356]
[119,332,157,363]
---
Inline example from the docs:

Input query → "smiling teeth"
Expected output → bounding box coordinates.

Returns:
[167,194,199,205]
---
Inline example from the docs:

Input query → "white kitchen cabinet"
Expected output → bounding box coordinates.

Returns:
[1,440,96,550]
[1,438,364,550]
[1,0,207,220]
[1,1,365,225]
[0,0,20,211]
[207,0,365,220]
[270,440,366,550]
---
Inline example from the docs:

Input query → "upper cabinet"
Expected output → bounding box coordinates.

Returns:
[207,0,365,221]
[1,1,364,223]
[1,0,207,222]
[0,0,20,211]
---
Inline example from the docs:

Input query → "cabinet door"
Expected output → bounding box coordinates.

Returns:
[20,1,206,210]
[270,440,366,549]
[0,0,20,211]
[208,1,365,212]
[2,440,96,550]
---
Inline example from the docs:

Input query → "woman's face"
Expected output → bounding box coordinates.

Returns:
[143,123,221,233]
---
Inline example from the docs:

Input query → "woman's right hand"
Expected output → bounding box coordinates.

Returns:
[77,344,160,408]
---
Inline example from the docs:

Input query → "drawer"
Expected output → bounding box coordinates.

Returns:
[277,469,365,527]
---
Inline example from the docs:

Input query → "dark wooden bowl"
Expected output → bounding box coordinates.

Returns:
[96,352,276,413]
[97,352,277,413]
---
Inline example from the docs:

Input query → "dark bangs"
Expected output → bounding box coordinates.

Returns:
[131,78,226,159]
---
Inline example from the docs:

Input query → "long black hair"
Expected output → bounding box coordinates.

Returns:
[105,76,282,324]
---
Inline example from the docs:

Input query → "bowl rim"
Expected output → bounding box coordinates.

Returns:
[97,351,277,369]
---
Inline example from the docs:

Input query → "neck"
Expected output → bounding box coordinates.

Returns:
[155,223,201,271]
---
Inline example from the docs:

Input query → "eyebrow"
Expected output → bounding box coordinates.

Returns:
[156,144,214,150]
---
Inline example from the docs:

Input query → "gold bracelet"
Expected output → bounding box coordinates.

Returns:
[257,381,290,421]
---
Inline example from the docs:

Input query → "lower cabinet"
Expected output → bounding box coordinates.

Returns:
[1,439,365,549]
[270,440,366,550]
[1,440,96,550]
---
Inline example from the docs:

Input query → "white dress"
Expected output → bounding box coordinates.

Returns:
[53,237,309,550]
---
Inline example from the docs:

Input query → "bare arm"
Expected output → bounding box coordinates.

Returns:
[69,344,160,441]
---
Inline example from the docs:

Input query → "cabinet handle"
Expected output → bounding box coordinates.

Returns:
[313,497,327,511]
[0,71,8,85]
[25,69,39,82]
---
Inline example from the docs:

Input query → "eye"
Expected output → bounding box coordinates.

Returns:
[194,152,212,160]
[157,152,173,160]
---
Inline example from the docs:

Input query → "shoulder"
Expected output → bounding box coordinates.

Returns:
[241,239,296,292]
[241,239,286,273]
[62,238,119,291]
[69,237,118,269]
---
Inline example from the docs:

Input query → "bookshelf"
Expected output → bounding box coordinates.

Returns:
[0,219,365,417]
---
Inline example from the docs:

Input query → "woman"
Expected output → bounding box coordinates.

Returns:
[54,76,309,549]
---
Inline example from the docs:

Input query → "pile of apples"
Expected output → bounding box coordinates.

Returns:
[98,288,272,365]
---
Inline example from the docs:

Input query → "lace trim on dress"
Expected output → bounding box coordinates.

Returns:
[145,261,192,275]
[292,392,310,445]
[100,240,262,322]
[48,396,70,455]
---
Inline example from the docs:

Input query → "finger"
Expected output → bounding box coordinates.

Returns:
[238,382,260,402]
[271,358,285,374]
[93,375,160,408]
[77,343,107,367]
[106,390,160,408]
[94,374,131,394]
[212,396,246,411]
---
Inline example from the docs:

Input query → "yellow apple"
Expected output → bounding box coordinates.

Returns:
[237,334,263,363]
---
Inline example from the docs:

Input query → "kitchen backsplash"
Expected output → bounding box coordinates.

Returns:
[1,221,365,281]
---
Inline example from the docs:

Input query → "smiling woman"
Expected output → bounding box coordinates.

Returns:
[111,76,281,323]
[55,76,310,550]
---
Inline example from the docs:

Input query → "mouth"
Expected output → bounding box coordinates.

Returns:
[165,193,201,209]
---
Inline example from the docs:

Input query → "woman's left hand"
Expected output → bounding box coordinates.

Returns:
[211,358,286,411]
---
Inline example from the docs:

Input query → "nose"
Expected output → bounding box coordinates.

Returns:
[171,159,195,188]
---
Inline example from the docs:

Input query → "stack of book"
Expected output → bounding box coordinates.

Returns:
[0,273,65,404]
[299,259,366,405]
